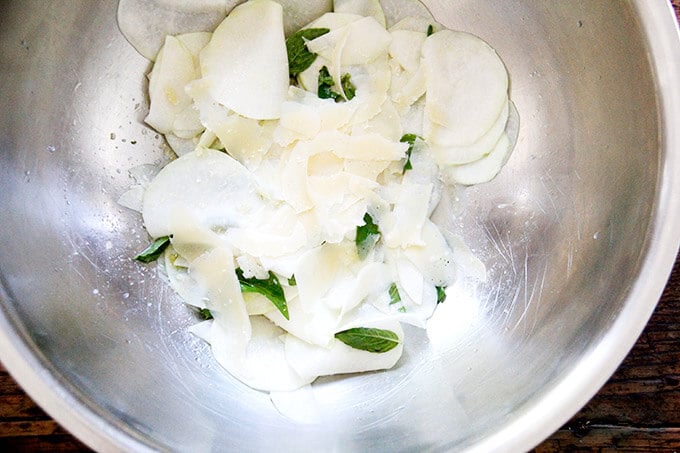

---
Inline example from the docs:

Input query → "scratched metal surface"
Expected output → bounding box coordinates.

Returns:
[0,1,679,452]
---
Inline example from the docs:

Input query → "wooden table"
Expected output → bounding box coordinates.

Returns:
[2,3,680,451]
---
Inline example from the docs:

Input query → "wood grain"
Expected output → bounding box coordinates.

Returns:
[1,2,680,452]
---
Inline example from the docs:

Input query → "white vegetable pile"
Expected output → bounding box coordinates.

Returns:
[121,0,518,392]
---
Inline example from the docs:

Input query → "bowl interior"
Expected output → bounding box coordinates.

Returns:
[0,1,675,451]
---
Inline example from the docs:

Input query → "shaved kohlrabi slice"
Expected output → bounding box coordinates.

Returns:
[117,0,232,60]
[275,0,333,35]
[285,317,403,379]
[142,148,266,238]
[428,99,509,165]
[212,315,314,391]
[199,0,288,119]
[145,36,201,135]
[443,101,519,185]
[333,0,386,27]
[422,30,509,145]
[380,0,435,28]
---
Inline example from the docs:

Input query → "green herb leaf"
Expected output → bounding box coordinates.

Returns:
[334,327,400,353]
[427,24,434,36]
[236,269,289,320]
[400,133,421,174]
[318,65,340,100]
[340,73,356,100]
[198,308,213,320]
[286,28,330,77]
[288,275,297,286]
[134,236,171,263]
[436,286,447,304]
[355,212,381,260]
[389,283,401,305]
[318,66,355,102]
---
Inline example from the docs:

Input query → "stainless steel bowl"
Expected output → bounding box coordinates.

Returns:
[1,1,679,451]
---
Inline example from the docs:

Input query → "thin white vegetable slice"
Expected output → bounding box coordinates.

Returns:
[295,241,359,313]
[142,148,266,238]
[380,0,435,28]
[117,0,232,60]
[428,99,509,165]
[382,182,433,248]
[442,231,487,282]
[199,0,288,120]
[265,296,341,347]
[284,318,403,379]
[402,220,457,287]
[145,36,200,135]
[165,133,197,157]
[306,16,391,67]
[305,12,364,30]
[190,247,251,361]
[163,245,207,308]
[193,249,311,392]
[389,29,426,73]
[444,135,510,185]
[117,186,145,213]
[274,0,333,36]
[349,54,392,124]
[117,0,330,58]
[176,32,212,55]
[388,16,439,33]
[422,30,508,145]
[211,315,314,391]
[324,261,392,314]
[333,0,386,27]
[443,101,519,185]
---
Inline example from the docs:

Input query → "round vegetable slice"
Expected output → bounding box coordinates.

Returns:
[422,30,509,146]
[199,0,288,119]
[142,148,266,238]
[427,99,509,165]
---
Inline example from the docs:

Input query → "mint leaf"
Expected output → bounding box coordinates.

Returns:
[134,236,171,263]
[198,308,213,320]
[436,286,447,304]
[389,283,401,305]
[427,24,434,36]
[341,73,356,100]
[286,28,330,77]
[318,65,339,100]
[318,66,355,102]
[288,275,297,286]
[236,269,289,320]
[335,327,400,353]
[355,212,380,260]
[400,133,421,174]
